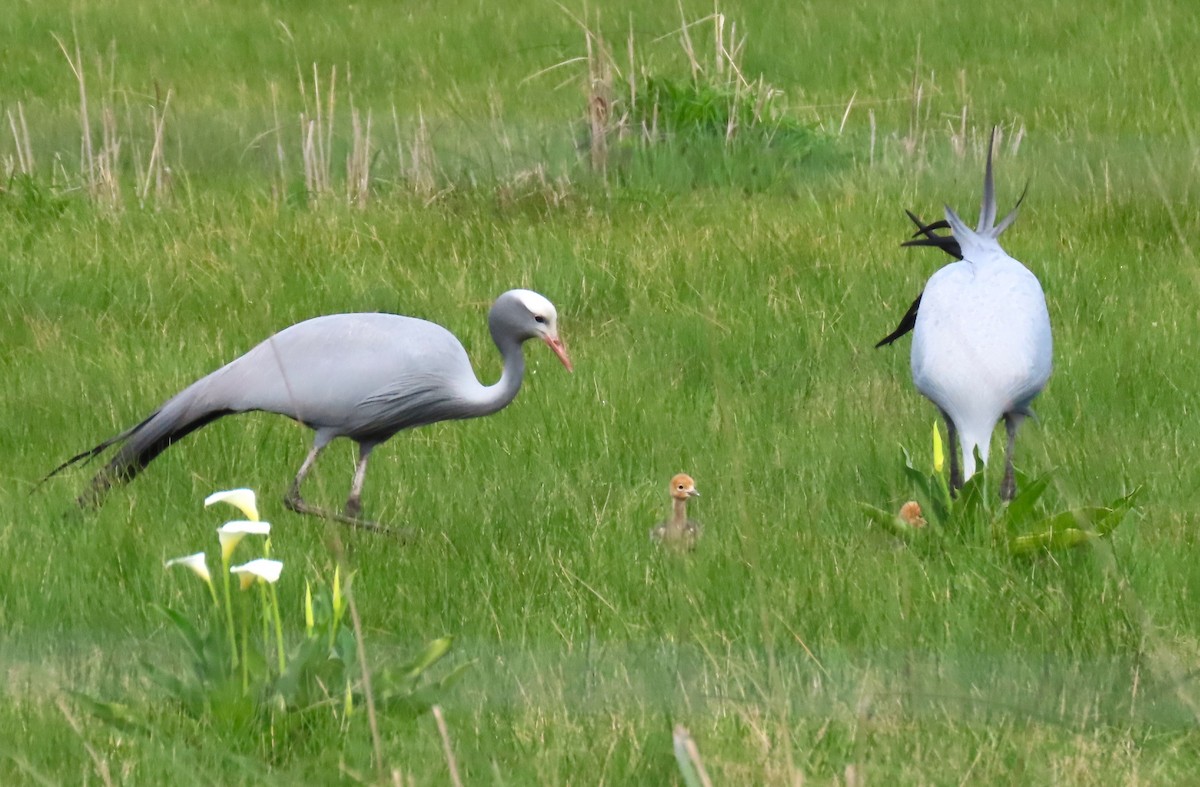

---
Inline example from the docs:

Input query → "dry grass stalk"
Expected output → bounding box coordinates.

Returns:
[1008,122,1026,156]
[56,697,115,787]
[675,2,700,80]
[54,33,118,207]
[904,79,924,158]
[346,105,372,208]
[949,105,968,158]
[396,107,438,197]
[626,22,638,124]
[53,33,95,193]
[869,108,877,165]
[902,41,935,163]
[432,705,464,787]
[313,527,388,783]
[53,32,123,208]
[838,91,857,136]
[495,165,573,211]
[298,64,337,200]
[137,88,173,207]
[585,24,613,174]
[661,9,758,141]
[660,9,750,88]
[301,119,320,196]
[7,102,35,176]
[270,82,288,201]
[292,63,382,206]
[672,725,715,787]
[95,105,122,208]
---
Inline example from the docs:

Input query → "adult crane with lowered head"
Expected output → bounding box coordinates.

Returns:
[46,289,573,530]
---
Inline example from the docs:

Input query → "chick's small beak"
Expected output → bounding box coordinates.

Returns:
[688,488,700,498]
[545,334,573,372]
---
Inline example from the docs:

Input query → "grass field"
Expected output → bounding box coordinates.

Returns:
[4,0,1200,783]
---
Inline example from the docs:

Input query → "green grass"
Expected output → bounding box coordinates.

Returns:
[4,0,1200,783]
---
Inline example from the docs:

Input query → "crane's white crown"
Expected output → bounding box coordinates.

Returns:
[509,289,558,325]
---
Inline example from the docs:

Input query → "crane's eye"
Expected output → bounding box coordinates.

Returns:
[677,484,684,490]
[534,315,547,324]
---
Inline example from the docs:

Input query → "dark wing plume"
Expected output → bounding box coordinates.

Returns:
[900,210,963,260]
[874,208,967,348]
[875,294,922,348]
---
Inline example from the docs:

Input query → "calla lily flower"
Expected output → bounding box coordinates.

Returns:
[205,488,260,522]
[332,564,348,624]
[231,558,284,589]
[217,520,272,561]
[932,422,945,475]
[165,552,212,584]
[304,581,315,636]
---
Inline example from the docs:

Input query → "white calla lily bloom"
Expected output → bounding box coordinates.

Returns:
[205,488,260,522]
[217,520,272,561]
[165,552,212,584]
[231,558,284,589]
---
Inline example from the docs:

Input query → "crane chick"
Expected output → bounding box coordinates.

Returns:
[650,473,702,551]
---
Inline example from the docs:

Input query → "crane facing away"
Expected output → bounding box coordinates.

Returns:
[46,289,573,531]
[881,129,1052,500]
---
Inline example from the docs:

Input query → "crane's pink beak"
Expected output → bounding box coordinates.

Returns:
[545,335,573,372]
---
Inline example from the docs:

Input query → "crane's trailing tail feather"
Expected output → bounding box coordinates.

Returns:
[43,394,233,507]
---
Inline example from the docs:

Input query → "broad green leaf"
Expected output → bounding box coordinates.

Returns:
[405,637,453,681]
[931,472,953,523]
[1096,487,1143,535]
[999,473,1053,533]
[156,604,205,658]
[273,637,330,704]
[901,446,947,524]
[69,692,150,734]
[1009,527,1093,555]
[438,660,474,691]
[953,471,988,526]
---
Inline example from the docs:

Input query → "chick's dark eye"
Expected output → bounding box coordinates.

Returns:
[534,315,547,324]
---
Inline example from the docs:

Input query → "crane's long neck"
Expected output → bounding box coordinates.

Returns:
[476,330,526,416]
[671,497,689,527]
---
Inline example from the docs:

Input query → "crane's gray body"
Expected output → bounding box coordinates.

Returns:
[912,247,1052,479]
[906,131,1052,491]
[181,313,501,446]
[49,289,568,519]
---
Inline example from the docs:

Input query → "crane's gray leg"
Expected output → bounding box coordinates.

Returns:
[941,409,963,493]
[283,438,396,536]
[1000,413,1024,502]
[343,443,374,520]
[283,442,326,513]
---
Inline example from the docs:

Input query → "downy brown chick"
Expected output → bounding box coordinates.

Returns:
[650,473,702,551]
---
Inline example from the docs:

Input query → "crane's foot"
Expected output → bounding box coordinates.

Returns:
[283,492,408,539]
[999,470,1017,503]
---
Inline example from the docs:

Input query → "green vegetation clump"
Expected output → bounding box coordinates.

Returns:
[4,0,1200,783]
[636,74,824,153]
